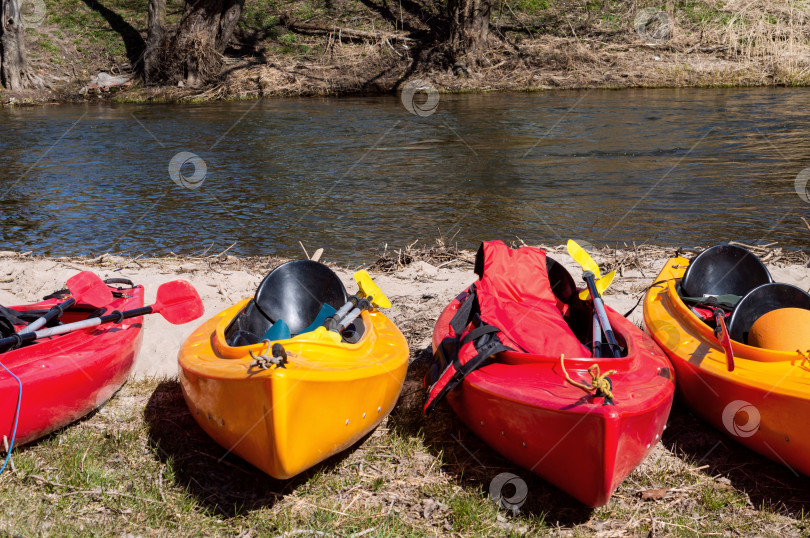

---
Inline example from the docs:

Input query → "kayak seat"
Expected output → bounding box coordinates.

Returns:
[225,260,349,347]
[546,256,595,341]
[547,257,578,305]
[681,244,772,299]
[226,300,275,346]
[260,303,338,341]
[254,260,348,335]
[728,283,810,345]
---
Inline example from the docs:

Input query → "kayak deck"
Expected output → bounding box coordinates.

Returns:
[179,298,408,479]
[644,255,810,476]
[0,283,144,445]
[432,287,674,507]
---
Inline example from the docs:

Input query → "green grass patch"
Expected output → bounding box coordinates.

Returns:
[0,348,807,535]
[675,0,733,26]
[510,0,549,14]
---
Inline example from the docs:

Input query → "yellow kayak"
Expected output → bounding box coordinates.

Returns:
[178,261,408,479]
[644,247,810,475]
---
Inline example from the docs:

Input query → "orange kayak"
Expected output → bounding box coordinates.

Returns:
[178,261,408,479]
[644,252,810,475]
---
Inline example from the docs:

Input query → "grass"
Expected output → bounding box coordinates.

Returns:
[1,364,809,535]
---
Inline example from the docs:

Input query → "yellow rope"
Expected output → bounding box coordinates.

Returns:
[560,354,617,401]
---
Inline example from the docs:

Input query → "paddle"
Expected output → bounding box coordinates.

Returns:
[19,271,113,334]
[566,240,616,300]
[713,308,735,371]
[579,270,615,300]
[566,240,621,358]
[323,270,391,333]
[0,280,203,353]
[582,271,622,358]
[592,314,602,358]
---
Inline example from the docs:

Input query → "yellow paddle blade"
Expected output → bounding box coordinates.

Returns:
[353,270,391,309]
[578,270,616,300]
[566,239,601,279]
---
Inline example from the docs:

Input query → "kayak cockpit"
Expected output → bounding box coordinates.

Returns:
[3,304,120,348]
[547,256,631,360]
[669,245,810,360]
[223,260,369,350]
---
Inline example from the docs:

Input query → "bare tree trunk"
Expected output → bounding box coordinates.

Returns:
[144,0,166,82]
[448,0,492,69]
[216,0,243,51]
[171,0,245,88]
[0,0,31,90]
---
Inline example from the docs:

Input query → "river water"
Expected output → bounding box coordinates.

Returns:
[0,88,808,264]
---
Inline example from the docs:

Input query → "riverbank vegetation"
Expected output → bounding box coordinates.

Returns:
[1,0,809,103]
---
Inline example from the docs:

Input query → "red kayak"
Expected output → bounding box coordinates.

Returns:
[425,242,674,507]
[0,279,144,446]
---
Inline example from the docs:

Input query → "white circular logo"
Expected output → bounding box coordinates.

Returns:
[489,472,528,513]
[400,79,439,117]
[794,167,810,203]
[20,0,46,27]
[634,8,673,43]
[169,151,207,189]
[721,400,760,438]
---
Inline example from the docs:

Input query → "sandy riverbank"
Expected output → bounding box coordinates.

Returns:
[0,243,807,378]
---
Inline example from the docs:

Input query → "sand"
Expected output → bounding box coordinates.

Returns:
[0,247,808,378]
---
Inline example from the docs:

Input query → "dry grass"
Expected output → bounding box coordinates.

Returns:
[209,0,810,99]
[9,0,810,104]
[368,238,476,274]
[703,0,810,85]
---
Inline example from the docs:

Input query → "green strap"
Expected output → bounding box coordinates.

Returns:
[681,294,741,310]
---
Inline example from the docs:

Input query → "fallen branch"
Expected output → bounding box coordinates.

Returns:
[285,21,416,42]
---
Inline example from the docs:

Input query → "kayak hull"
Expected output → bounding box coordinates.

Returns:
[644,256,810,476]
[0,284,144,445]
[433,291,675,507]
[178,299,408,479]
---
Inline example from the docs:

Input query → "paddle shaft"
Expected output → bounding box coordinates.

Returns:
[583,271,621,358]
[323,297,358,332]
[339,296,372,331]
[19,298,77,334]
[333,300,355,321]
[324,295,375,332]
[0,306,153,352]
[592,313,602,358]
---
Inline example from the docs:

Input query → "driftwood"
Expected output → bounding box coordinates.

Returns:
[285,21,416,42]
